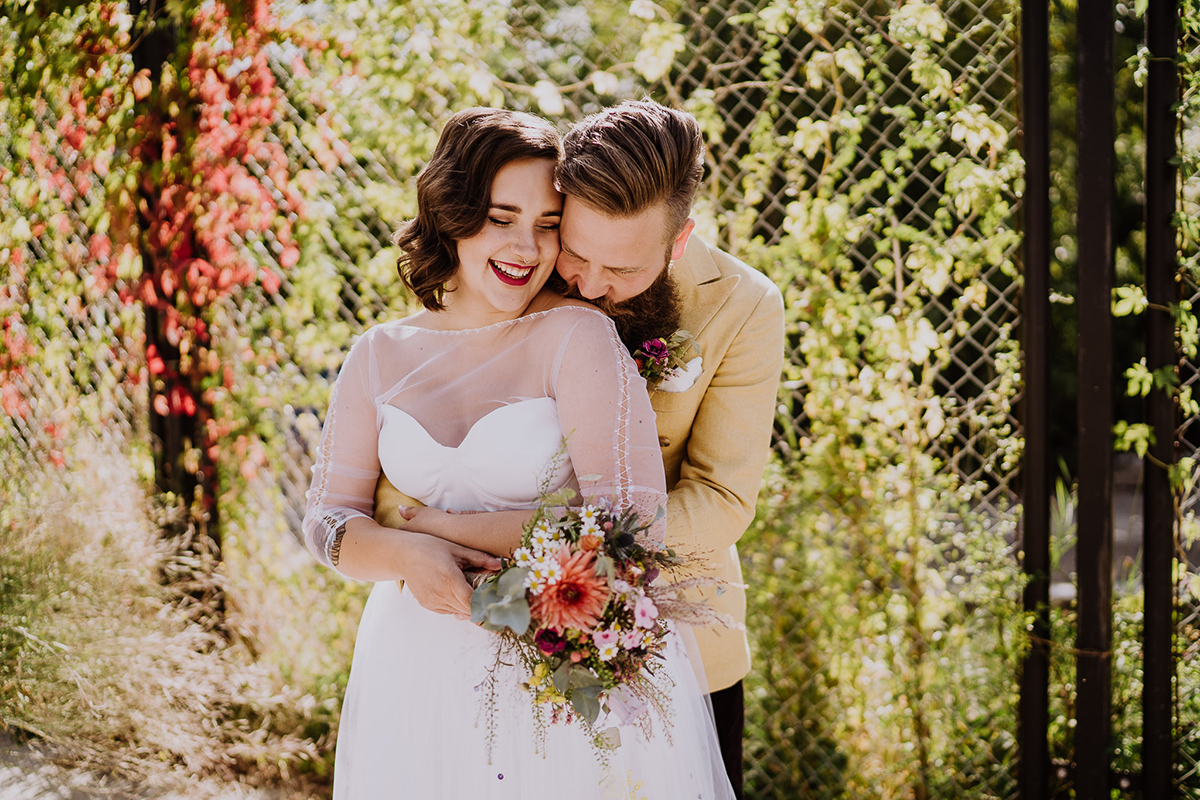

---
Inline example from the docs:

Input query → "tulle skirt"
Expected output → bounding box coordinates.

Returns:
[332,581,735,799]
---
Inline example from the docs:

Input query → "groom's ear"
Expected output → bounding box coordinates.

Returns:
[670,218,696,262]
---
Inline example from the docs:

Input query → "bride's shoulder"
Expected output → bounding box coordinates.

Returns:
[348,313,432,357]
[362,311,433,336]
[525,294,609,325]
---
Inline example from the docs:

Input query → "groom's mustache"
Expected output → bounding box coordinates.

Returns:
[550,269,683,352]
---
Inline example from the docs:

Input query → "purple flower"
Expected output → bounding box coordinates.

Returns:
[534,627,567,655]
[640,338,670,364]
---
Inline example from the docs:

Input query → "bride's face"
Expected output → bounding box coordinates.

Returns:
[447,158,562,320]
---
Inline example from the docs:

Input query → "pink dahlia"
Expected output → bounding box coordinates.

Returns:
[530,546,610,632]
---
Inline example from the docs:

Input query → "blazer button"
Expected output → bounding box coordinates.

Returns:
[658,436,670,447]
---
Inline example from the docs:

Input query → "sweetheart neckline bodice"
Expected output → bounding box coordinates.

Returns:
[377,397,573,513]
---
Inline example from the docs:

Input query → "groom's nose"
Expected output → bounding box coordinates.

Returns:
[559,262,610,301]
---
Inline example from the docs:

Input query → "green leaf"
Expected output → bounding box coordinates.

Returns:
[1113,421,1155,458]
[1111,285,1147,317]
[569,685,603,725]
[471,568,531,633]
[496,567,530,600]
[484,596,531,634]
[1169,457,1197,492]
[594,554,615,580]
[552,661,571,693]
[569,665,603,689]
[1124,360,1154,397]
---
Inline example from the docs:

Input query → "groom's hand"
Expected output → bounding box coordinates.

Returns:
[397,532,501,618]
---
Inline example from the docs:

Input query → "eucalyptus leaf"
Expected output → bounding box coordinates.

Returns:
[497,567,530,600]
[553,661,571,693]
[569,665,603,689]
[469,580,498,624]
[570,685,603,725]
[485,596,530,635]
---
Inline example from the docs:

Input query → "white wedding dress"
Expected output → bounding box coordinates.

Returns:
[303,305,734,799]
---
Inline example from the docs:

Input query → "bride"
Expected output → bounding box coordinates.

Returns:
[303,107,734,799]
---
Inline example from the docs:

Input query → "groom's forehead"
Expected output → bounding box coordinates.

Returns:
[560,197,669,249]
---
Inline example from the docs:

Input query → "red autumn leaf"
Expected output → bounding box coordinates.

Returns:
[89,233,111,262]
[169,384,197,417]
[133,69,152,101]
[279,246,299,269]
[1,382,27,418]
[260,267,281,294]
[138,277,158,305]
[165,311,181,346]
[147,344,166,376]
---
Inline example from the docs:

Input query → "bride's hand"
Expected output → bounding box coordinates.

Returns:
[396,531,501,618]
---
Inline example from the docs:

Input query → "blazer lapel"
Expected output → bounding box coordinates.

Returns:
[675,236,738,339]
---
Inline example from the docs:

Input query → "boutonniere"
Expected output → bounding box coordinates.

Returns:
[633,330,702,393]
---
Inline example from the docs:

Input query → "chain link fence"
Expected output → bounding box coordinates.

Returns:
[255,1,1028,795]
[0,76,147,512]
[1176,216,1200,794]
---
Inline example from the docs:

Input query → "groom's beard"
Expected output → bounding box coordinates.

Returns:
[551,266,683,354]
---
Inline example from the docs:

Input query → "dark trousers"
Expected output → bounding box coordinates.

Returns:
[709,680,745,800]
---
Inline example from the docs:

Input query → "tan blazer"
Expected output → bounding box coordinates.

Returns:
[374,235,784,693]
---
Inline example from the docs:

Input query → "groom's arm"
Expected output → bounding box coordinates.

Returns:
[376,473,531,557]
[667,283,785,556]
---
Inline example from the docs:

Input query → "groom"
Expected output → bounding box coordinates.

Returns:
[376,100,784,797]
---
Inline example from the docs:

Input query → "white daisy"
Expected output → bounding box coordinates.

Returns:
[579,505,602,526]
[530,521,557,549]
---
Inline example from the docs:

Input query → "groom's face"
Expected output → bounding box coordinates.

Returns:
[555,195,692,305]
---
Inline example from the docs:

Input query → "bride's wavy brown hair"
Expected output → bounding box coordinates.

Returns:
[395,108,562,310]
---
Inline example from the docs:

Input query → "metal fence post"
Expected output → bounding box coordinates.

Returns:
[1074,0,1116,795]
[1143,0,1180,795]
[1019,0,1053,795]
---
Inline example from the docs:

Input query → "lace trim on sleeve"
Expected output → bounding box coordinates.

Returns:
[581,310,668,543]
[302,337,376,570]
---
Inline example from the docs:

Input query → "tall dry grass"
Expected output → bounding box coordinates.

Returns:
[0,433,363,797]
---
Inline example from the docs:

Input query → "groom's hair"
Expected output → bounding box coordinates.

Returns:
[556,100,703,246]
[395,108,561,311]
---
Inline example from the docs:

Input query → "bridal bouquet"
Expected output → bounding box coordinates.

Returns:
[470,489,725,748]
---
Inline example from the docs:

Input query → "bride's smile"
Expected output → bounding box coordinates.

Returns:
[444,157,562,325]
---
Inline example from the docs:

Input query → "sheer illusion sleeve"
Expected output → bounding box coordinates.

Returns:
[551,309,667,542]
[302,332,382,569]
